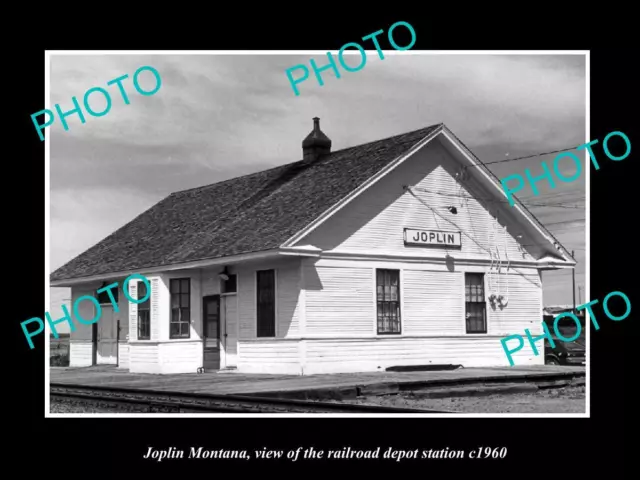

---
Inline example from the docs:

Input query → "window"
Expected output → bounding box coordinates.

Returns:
[256,270,276,337]
[170,278,191,339]
[137,281,150,340]
[97,282,118,305]
[465,273,487,334]
[376,269,401,334]
[223,274,237,293]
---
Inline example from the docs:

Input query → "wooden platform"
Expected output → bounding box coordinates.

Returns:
[50,365,585,399]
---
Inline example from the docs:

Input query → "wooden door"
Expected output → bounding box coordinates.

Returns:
[203,296,221,371]
[97,306,117,364]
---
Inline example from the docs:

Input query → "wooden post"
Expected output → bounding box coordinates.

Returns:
[116,319,120,367]
[571,250,576,314]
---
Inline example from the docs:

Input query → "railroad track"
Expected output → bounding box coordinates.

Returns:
[50,383,451,413]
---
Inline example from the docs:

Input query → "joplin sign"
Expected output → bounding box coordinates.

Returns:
[403,228,462,248]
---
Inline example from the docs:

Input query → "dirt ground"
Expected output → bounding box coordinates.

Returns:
[345,385,586,413]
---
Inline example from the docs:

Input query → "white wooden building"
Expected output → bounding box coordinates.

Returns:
[50,119,576,375]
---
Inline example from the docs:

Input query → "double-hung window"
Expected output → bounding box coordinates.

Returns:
[97,282,119,305]
[465,273,487,334]
[170,278,191,339]
[137,281,151,340]
[376,269,401,334]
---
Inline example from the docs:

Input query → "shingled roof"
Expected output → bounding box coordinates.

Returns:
[50,122,443,282]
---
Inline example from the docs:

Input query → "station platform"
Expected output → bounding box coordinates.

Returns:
[50,364,585,399]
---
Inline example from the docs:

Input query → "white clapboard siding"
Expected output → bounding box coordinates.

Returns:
[302,336,543,374]
[297,141,533,262]
[159,342,202,373]
[224,295,239,361]
[237,340,301,374]
[403,269,464,335]
[305,265,374,336]
[128,344,160,373]
[128,281,138,341]
[234,335,544,375]
[118,343,130,369]
[69,342,93,367]
[277,262,300,337]
[487,271,543,335]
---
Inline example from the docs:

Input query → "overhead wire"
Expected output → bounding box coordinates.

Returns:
[406,187,585,262]
[520,244,585,250]
[462,145,581,168]
[528,189,585,199]
[405,147,587,265]
[409,186,584,209]
[544,219,586,226]
[448,144,588,215]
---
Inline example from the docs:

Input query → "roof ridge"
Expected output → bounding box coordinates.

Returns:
[170,123,443,196]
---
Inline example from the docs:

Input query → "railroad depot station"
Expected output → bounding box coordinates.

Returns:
[50,119,576,375]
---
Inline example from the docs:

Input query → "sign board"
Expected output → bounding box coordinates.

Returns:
[404,228,462,248]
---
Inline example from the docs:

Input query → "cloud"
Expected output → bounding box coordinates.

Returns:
[50,187,159,271]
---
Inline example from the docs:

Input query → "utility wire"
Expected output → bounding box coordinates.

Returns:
[521,244,585,250]
[407,186,584,256]
[520,193,586,204]
[530,190,585,198]
[463,146,580,169]
[409,186,584,209]
[545,219,586,226]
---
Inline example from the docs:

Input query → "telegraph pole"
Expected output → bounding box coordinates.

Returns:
[572,250,576,313]
[578,286,582,305]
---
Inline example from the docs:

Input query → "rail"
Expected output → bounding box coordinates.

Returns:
[50,383,452,413]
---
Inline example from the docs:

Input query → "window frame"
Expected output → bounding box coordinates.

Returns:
[375,268,402,335]
[96,282,119,305]
[256,269,276,338]
[222,274,237,294]
[137,280,151,340]
[465,272,487,334]
[169,278,191,339]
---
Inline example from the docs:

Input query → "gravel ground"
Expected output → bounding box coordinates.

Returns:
[345,385,586,413]
[50,401,130,413]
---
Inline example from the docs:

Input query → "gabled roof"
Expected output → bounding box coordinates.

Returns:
[50,123,443,282]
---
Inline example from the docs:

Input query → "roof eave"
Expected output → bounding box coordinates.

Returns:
[49,247,322,287]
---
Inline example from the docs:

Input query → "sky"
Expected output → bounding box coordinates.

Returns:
[48,53,587,333]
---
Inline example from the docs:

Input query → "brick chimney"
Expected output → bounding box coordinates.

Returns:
[302,117,331,161]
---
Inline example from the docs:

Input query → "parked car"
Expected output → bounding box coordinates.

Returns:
[544,335,585,365]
